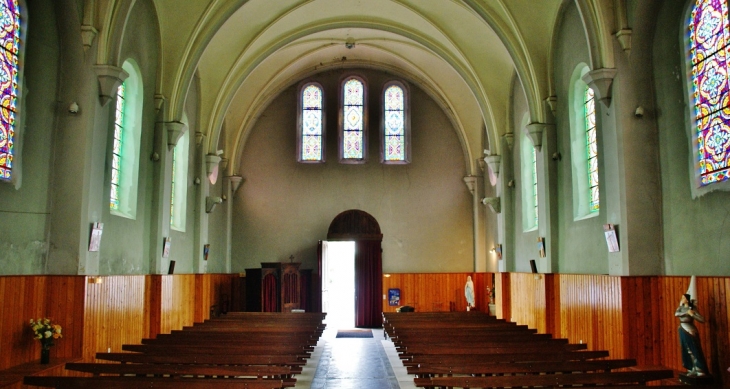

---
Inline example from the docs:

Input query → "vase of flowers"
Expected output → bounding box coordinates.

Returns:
[29,318,62,364]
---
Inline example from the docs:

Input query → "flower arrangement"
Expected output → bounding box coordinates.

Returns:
[29,318,62,350]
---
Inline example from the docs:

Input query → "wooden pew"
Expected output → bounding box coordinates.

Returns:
[25,312,325,389]
[415,370,675,388]
[95,353,306,372]
[407,358,638,376]
[24,376,284,388]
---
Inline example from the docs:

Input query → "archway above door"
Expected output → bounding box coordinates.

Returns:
[327,209,383,241]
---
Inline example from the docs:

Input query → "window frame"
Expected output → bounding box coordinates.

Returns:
[0,0,26,188]
[297,81,326,163]
[568,64,600,220]
[109,59,143,219]
[338,75,368,164]
[380,80,411,164]
[520,115,538,232]
[683,0,730,196]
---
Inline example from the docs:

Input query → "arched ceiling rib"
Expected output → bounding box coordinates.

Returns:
[146,0,564,172]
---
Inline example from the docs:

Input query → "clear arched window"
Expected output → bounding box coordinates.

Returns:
[521,118,538,232]
[171,117,189,232]
[382,81,410,163]
[298,83,324,162]
[340,76,366,162]
[0,0,20,182]
[110,60,143,218]
[689,0,730,186]
[585,87,599,212]
[569,64,600,219]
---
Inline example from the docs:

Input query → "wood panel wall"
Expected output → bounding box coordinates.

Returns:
[499,273,730,387]
[0,276,85,369]
[558,274,623,356]
[0,273,238,378]
[381,273,494,313]
[83,276,146,361]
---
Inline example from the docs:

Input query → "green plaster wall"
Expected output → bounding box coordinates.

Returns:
[97,0,158,275]
[0,0,58,274]
[654,1,730,276]
[553,2,608,275]
[232,68,473,274]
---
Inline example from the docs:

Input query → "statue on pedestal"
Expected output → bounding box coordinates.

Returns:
[676,276,709,378]
[465,276,475,311]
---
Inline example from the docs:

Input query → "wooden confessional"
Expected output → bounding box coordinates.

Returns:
[245,262,313,312]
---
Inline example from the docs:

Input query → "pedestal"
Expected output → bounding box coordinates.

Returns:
[678,372,714,386]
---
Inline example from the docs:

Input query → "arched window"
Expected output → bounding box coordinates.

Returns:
[170,116,189,232]
[569,64,599,219]
[298,82,324,162]
[340,76,367,162]
[0,0,21,183]
[382,81,410,163]
[585,87,599,212]
[110,60,143,218]
[521,118,538,232]
[689,0,730,186]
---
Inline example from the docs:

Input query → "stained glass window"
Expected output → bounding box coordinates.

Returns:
[110,83,125,211]
[0,0,20,181]
[690,0,730,186]
[343,78,364,160]
[532,146,538,226]
[301,84,323,161]
[384,84,405,161]
[585,87,599,212]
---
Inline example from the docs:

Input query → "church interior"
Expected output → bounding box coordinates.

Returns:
[1,0,730,387]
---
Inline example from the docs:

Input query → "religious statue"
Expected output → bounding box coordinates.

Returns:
[465,276,475,311]
[676,276,709,377]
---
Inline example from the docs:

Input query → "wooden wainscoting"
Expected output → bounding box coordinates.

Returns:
[0,276,85,369]
[83,275,146,361]
[500,273,730,386]
[381,273,494,313]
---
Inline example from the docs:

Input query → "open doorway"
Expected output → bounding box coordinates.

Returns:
[321,241,355,329]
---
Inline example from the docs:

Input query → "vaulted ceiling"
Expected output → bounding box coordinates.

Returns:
[107,0,579,174]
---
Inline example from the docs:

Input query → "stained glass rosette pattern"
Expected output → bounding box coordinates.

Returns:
[110,84,125,210]
[0,0,19,181]
[585,87,599,212]
[690,0,730,185]
[384,85,405,161]
[343,78,363,159]
[301,84,323,161]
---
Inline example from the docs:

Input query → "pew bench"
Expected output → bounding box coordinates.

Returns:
[413,369,675,388]
[0,358,79,389]
[24,376,285,389]
[407,358,638,377]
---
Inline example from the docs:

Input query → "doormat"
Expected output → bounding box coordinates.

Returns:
[336,329,373,338]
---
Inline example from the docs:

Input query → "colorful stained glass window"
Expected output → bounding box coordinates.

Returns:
[585,87,599,212]
[301,84,323,161]
[384,84,405,161]
[343,78,364,159]
[110,83,125,211]
[690,0,730,185]
[0,0,19,181]
[532,146,538,226]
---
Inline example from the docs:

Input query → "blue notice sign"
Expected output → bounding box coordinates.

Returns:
[388,288,401,306]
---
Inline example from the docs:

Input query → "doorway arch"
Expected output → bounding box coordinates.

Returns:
[324,210,383,328]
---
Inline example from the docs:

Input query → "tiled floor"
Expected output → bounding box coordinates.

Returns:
[295,328,414,389]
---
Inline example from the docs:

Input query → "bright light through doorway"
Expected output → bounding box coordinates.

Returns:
[322,241,355,329]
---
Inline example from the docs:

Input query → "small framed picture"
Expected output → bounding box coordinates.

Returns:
[162,237,172,258]
[88,222,104,252]
[537,237,546,258]
[203,244,210,261]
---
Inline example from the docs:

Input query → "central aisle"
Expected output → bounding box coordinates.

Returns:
[296,328,414,388]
